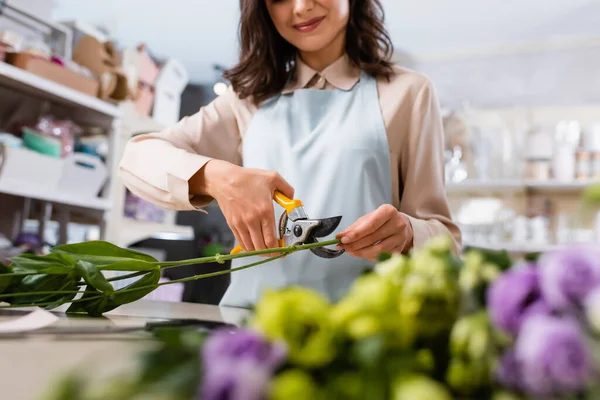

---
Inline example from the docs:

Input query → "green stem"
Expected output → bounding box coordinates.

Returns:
[0,290,96,299]
[142,239,341,270]
[113,254,287,297]
[0,293,104,309]
[107,270,148,282]
[0,239,341,313]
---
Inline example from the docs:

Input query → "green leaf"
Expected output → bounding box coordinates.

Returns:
[51,240,158,265]
[9,253,75,274]
[109,268,160,306]
[0,263,17,294]
[75,260,114,293]
[97,259,158,272]
[67,269,160,316]
[377,252,392,262]
[8,273,78,305]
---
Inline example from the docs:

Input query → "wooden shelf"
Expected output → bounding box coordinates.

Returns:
[0,180,111,211]
[0,62,121,118]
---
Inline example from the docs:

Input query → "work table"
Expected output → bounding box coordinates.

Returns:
[0,300,250,400]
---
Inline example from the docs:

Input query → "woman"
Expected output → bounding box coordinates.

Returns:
[119,0,461,308]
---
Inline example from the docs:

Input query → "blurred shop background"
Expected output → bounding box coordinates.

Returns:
[0,0,599,304]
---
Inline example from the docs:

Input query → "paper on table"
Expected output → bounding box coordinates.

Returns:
[0,308,59,333]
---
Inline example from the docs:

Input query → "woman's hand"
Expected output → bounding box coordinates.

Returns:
[192,159,294,255]
[336,204,413,261]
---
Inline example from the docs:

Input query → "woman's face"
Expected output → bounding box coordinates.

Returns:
[266,0,350,53]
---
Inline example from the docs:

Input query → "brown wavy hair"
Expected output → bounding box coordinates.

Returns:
[223,0,395,105]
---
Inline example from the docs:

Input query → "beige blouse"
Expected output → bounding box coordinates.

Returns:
[119,55,462,254]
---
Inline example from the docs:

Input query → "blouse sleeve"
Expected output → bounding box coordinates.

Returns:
[399,78,463,254]
[118,86,243,211]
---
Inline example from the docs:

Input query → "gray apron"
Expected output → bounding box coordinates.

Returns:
[219,71,393,308]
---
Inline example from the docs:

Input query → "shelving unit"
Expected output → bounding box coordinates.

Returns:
[447,179,599,194]
[0,180,112,211]
[0,62,121,118]
[462,240,566,254]
[0,63,195,247]
[0,57,123,245]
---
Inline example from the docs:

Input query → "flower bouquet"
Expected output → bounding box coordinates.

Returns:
[41,233,600,400]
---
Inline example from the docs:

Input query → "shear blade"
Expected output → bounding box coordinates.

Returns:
[305,236,345,259]
[309,216,343,238]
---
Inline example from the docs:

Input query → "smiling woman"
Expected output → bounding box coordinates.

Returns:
[119,0,461,309]
[225,0,394,103]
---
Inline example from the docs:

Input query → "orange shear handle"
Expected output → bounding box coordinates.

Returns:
[230,191,302,254]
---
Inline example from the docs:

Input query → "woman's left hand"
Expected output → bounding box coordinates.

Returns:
[335,204,413,261]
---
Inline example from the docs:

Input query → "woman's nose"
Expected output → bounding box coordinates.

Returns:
[293,0,315,14]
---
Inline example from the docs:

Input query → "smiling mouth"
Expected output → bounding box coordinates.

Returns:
[293,16,325,33]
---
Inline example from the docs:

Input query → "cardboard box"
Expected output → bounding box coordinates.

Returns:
[6,52,99,97]
[153,59,189,126]
[134,45,160,116]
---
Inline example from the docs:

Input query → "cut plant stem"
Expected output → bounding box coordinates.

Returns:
[155,239,341,270]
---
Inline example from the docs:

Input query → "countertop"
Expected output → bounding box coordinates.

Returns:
[0,300,250,400]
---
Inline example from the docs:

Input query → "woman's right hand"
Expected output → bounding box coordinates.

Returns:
[192,159,295,254]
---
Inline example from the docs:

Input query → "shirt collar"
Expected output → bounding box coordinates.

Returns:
[282,53,361,94]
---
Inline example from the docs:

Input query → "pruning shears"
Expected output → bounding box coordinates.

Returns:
[230,191,345,259]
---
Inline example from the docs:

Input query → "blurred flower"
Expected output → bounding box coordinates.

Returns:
[447,312,494,395]
[491,391,525,400]
[449,312,492,360]
[399,270,461,339]
[251,287,335,367]
[446,358,491,396]
[422,234,455,255]
[582,183,600,207]
[487,263,549,335]
[495,349,522,391]
[268,369,321,400]
[374,253,410,286]
[391,374,453,400]
[331,275,391,334]
[323,372,364,400]
[515,315,593,397]
[459,251,501,292]
[584,287,600,333]
[539,247,600,312]
[201,360,271,400]
[202,328,287,371]
[199,328,287,400]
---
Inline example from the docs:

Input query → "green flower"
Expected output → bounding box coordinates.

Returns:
[446,358,491,396]
[446,312,494,395]
[582,183,600,207]
[330,275,415,347]
[422,234,455,255]
[459,251,501,292]
[323,372,364,399]
[398,271,461,339]
[251,287,335,367]
[391,374,453,400]
[491,390,525,400]
[268,369,321,400]
[449,312,493,359]
[374,253,410,286]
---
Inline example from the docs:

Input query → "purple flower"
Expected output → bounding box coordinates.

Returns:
[495,349,522,391]
[202,328,287,370]
[515,315,592,397]
[539,246,600,312]
[201,360,272,400]
[487,263,550,335]
[199,328,287,400]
